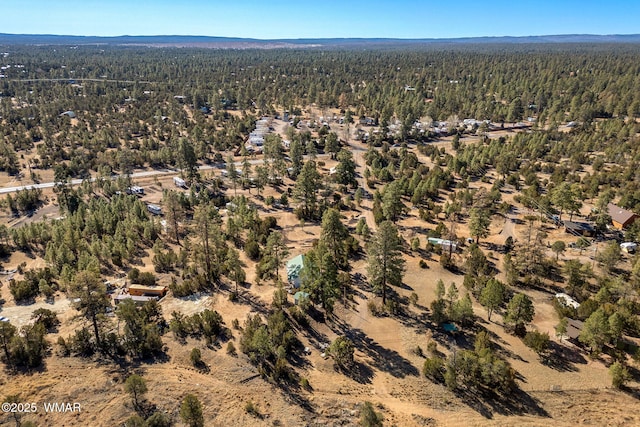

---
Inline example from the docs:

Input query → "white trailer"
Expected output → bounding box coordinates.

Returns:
[173,176,187,188]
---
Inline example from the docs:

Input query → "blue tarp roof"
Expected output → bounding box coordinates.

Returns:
[442,323,458,332]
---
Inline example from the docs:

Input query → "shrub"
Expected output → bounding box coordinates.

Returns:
[68,327,95,357]
[411,345,424,358]
[145,412,171,427]
[367,300,382,317]
[419,259,429,269]
[245,401,260,417]
[384,299,400,315]
[440,253,454,270]
[57,336,70,357]
[409,292,419,306]
[226,341,237,356]
[426,340,438,356]
[190,348,202,367]
[411,237,420,251]
[360,401,383,427]
[124,415,146,427]
[328,336,355,371]
[170,280,194,298]
[523,330,550,354]
[8,279,38,302]
[128,268,140,283]
[609,361,630,389]
[244,240,261,261]
[300,377,311,391]
[423,356,445,382]
[136,272,157,287]
[31,308,59,331]
[288,305,308,327]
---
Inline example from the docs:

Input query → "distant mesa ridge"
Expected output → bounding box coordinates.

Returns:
[0,33,639,47]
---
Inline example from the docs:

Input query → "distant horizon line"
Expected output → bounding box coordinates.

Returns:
[2,32,640,41]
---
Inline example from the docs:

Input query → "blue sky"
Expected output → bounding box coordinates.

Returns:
[3,0,639,39]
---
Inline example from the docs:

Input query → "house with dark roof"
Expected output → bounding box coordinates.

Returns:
[608,203,638,230]
[565,318,584,342]
[563,220,595,237]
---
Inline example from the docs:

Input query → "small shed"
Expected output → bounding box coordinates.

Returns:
[294,291,310,305]
[565,318,584,341]
[286,254,305,288]
[128,284,167,297]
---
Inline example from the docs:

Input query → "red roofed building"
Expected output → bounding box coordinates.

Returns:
[608,203,638,230]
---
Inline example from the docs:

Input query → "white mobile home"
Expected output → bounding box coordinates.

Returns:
[173,176,187,188]
[147,204,162,215]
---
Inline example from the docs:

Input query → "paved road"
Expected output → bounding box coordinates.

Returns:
[0,154,330,195]
[6,78,156,84]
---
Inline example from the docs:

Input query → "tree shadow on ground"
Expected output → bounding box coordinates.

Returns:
[346,360,375,384]
[540,341,585,372]
[292,319,331,353]
[278,378,315,413]
[136,400,158,418]
[620,365,640,400]
[331,319,419,379]
[348,272,368,301]
[394,281,414,291]
[454,386,550,420]
[482,327,527,363]
[395,309,431,335]
[621,384,640,400]
[236,289,269,315]
[287,342,313,370]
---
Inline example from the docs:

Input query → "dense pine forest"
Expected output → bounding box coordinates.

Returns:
[1,44,640,427]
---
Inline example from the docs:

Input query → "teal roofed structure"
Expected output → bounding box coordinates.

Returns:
[286,254,305,288]
[294,291,310,305]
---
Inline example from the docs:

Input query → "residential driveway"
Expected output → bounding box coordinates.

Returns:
[500,206,520,240]
[0,297,72,328]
